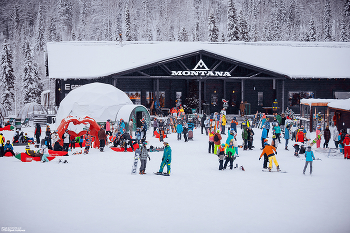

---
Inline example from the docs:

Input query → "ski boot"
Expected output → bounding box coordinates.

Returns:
[268,167,271,172]
[277,165,280,172]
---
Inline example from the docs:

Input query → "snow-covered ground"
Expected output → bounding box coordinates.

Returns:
[1,125,350,233]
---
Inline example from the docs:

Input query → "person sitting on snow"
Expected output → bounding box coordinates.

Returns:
[4,140,15,156]
[25,145,42,158]
[53,139,63,151]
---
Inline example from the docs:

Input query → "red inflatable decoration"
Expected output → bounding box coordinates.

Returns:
[56,116,101,148]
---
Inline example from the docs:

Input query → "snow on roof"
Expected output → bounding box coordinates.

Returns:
[47,41,350,80]
[55,83,133,127]
[328,98,350,111]
[300,98,335,106]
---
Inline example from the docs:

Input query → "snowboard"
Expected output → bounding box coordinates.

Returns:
[262,169,287,173]
[131,149,140,174]
[309,132,323,147]
[154,172,170,176]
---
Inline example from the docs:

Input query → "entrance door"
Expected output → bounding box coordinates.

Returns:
[136,111,143,128]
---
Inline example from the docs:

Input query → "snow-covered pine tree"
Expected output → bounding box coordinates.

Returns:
[345,0,350,17]
[221,32,225,42]
[238,10,249,42]
[35,4,46,53]
[22,40,43,104]
[47,16,60,42]
[142,0,153,41]
[227,0,239,41]
[208,13,219,42]
[178,27,189,42]
[125,6,132,41]
[308,18,317,42]
[323,0,332,42]
[340,18,348,42]
[58,0,73,41]
[0,40,16,112]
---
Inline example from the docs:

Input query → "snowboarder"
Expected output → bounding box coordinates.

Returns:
[139,141,150,174]
[303,146,315,175]
[259,141,279,172]
[156,142,172,175]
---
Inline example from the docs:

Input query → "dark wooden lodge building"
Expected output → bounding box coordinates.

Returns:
[47,41,350,115]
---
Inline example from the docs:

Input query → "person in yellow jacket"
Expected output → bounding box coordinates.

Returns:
[259,142,280,172]
[221,115,227,135]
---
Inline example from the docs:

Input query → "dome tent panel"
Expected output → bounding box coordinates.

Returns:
[116,105,150,132]
[55,82,133,127]
[18,102,47,120]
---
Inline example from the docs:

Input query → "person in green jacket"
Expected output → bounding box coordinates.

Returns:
[273,123,282,143]
[224,140,236,170]
[157,142,172,175]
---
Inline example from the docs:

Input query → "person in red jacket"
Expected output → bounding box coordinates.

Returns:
[296,130,305,143]
[343,134,350,159]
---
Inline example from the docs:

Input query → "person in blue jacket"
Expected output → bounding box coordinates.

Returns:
[4,140,15,156]
[226,129,235,145]
[284,125,290,150]
[156,142,172,175]
[261,125,267,149]
[176,122,183,140]
[303,146,315,175]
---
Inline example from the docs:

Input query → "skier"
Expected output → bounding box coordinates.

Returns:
[223,140,236,170]
[217,143,226,170]
[259,141,279,172]
[139,142,150,174]
[303,146,315,175]
[156,142,172,176]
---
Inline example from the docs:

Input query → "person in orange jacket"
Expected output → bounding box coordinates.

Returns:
[259,142,280,172]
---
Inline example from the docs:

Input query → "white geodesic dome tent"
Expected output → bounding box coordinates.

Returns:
[18,102,47,120]
[55,82,150,128]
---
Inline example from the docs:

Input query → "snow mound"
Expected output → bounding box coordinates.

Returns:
[55,83,133,126]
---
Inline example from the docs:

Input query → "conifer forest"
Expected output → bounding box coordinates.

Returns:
[1,0,350,114]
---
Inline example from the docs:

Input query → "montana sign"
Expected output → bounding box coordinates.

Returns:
[171,59,231,77]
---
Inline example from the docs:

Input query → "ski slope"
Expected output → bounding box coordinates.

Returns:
[1,125,349,233]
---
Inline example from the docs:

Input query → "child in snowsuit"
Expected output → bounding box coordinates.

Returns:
[84,132,92,154]
[217,143,226,170]
[303,146,315,175]
[139,142,150,174]
[224,140,236,170]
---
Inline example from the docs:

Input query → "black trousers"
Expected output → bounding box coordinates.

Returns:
[224,157,234,169]
[208,142,214,153]
[263,153,268,168]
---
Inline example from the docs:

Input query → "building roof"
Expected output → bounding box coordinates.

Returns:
[47,41,350,80]
[300,99,335,107]
[328,98,350,111]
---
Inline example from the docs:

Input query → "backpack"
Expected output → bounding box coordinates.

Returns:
[214,134,219,142]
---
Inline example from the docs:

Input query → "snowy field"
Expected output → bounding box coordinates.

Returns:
[1,125,350,233]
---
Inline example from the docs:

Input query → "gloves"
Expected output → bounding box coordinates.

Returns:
[148,157,151,161]
[259,157,261,160]
[275,151,277,155]
[162,157,164,161]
